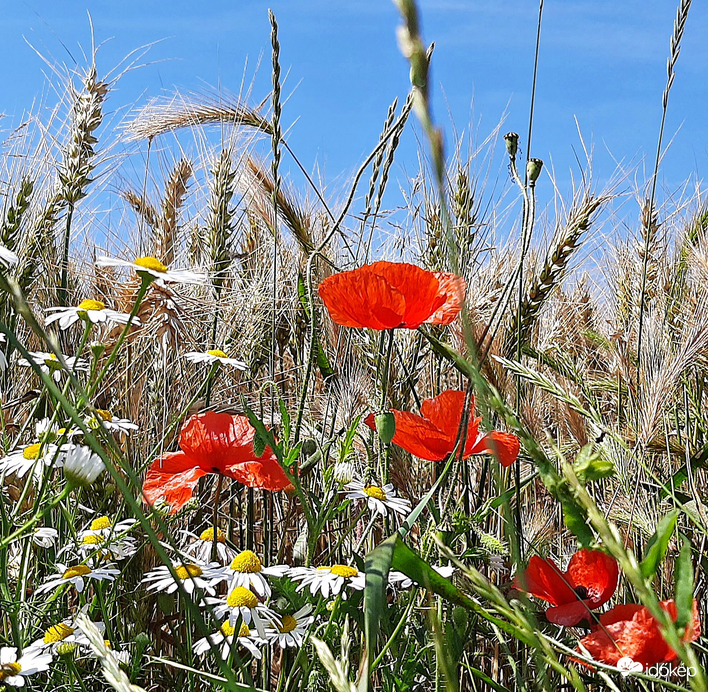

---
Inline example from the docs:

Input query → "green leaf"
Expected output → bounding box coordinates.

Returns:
[364,535,396,678]
[640,510,678,580]
[674,535,694,631]
[561,497,594,548]
[573,444,615,482]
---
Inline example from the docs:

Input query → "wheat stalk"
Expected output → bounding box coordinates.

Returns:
[505,193,606,357]
[123,90,273,141]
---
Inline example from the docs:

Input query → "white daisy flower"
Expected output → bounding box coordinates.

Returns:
[0,646,52,687]
[210,550,288,597]
[29,614,105,654]
[96,255,205,285]
[389,565,456,590]
[44,299,137,331]
[18,351,88,381]
[342,478,412,518]
[182,528,237,565]
[85,409,138,435]
[62,446,105,488]
[206,586,282,638]
[193,621,264,660]
[184,349,247,369]
[0,442,63,480]
[35,562,120,595]
[142,562,222,596]
[287,564,365,599]
[35,418,80,444]
[265,605,315,648]
[69,515,138,562]
[33,527,59,548]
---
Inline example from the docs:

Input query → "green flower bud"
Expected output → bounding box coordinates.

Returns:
[526,158,543,184]
[504,132,519,157]
[374,411,396,446]
[301,438,317,458]
[89,341,106,359]
[56,642,78,657]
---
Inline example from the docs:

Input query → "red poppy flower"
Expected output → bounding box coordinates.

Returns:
[318,261,466,330]
[365,390,520,467]
[143,411,289,514]
[578,599,701,668]
[513,549,619,626]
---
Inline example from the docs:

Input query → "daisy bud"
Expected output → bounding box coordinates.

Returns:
[90,341,106,359]
[374,411,396,446]
[504,132,519,157]
[63,446,106,488]
[526,158,543,185]
[332,460,356,486]
[56,642,78,658]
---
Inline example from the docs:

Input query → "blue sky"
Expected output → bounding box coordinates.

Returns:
[2,1,707,233]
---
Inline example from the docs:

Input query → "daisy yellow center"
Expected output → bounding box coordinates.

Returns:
[62,565,92,579]
[230,550,262,573]
[175,564,203,580]
[44,622,75,644]
[329,564,358,578]
[279,615,298,633]
[0,662,21,680]
[134,256,167,273]
[207,349,228,358]
[95,410,113,422]
[227,586,258,609]
[199,527,226,543]
[104,640,112,649]
[82,534,104,545]
[78,299,105,311]
[364,485,387,501]
[23,443,42,460]
[91,516,112,531]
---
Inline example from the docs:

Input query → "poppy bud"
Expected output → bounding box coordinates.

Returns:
[301,438,317,458]
[504,132,519,157]
[526,158,543,184]
[374,411,396,446]
[252,432,267,457]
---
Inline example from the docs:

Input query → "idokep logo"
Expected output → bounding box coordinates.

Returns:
[617,657,697,678]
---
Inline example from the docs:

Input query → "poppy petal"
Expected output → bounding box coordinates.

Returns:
[470,431,520,468]
[318,261,462,330]
[179,411,276,472]
[580,600,701,667]
[143,451,209,514]
[514,555,577,606]
[426,272,466,325]
[566,549,618,608]
[546,599,595,627]
[227,456,290,491]
[318,265,407,330]
[366,410,453,461]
